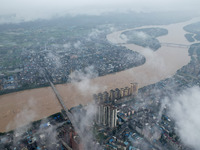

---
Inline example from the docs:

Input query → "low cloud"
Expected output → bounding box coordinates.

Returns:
[120,34,129,43]
[69,66,106,96]
[140,48,166,74]
[168,86,200,150]
[158,97,169,120]
[6,98,37,132]
[37,119,60,146]
[73,103,100,149]
[73,41,82,49]
[69,66,103,149]
[136,31,148,40]
[63,42,71,49]
[88,29,102,39]
[47,51,62,68]
[5,98,38,145]
[121,31,148,44]
[126,47,166,85]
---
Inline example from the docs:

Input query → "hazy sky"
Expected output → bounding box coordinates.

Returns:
[1,0,200,21]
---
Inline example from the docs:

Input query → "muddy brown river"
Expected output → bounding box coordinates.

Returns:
[0,18,198,132]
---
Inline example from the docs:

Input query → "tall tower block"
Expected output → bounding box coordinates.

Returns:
[130,83,139,95]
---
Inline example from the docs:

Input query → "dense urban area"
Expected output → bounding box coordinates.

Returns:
[0,13,200,150]
[0,21,146,94]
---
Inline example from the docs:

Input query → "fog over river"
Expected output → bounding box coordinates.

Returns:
[0,18,199,132]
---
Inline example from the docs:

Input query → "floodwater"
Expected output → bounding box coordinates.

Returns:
[0,18,198,132]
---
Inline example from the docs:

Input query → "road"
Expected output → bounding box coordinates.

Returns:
[161,43,190,48]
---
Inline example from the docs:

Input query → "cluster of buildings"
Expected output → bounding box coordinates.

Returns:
[159,115,183,150]
[0,112,87,150]
[0,113,67,150]
[0,75,18,90]
[0,38,144,93]
[92,83,160,149]
[94,100,190,150]
[93,83,139,104]
[95,105,162,149]
[91,77,195,150]
[96,104,118,128]
[94,83,138,129]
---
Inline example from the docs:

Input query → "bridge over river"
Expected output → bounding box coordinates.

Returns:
[161,42,190,48]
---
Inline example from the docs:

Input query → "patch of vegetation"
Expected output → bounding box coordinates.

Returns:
[184,33,195,42]
[184,22,200,41]
[0,83,49,95]
[188,43,200,61]
[194,34,200,41]
[122,28,168,51]
[136,27,168,37]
